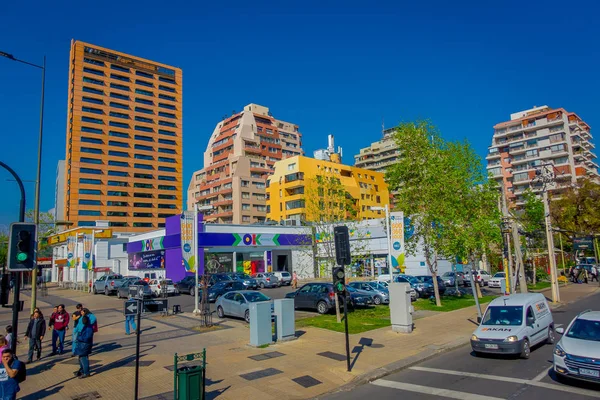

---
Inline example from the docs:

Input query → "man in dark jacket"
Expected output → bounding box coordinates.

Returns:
[25,310,46,363]
[74,316,94,379]
[49,304,69,355]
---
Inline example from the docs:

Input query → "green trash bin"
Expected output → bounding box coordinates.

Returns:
[174,350,206,400]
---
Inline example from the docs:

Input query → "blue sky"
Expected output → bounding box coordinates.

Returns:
[1,0,599,228]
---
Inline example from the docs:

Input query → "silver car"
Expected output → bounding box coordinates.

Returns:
[215,290,272,323]
[251,273,280,288]
[348,282,389,305]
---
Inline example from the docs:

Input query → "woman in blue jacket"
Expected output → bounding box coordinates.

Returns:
[73,316,94,379]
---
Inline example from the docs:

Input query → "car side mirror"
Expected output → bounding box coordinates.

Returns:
[527,317,535,326]
[556,327,565,334]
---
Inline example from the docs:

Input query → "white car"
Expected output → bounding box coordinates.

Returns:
[554,310,600,383]
[488,272,506,288]
[149,279,178,297]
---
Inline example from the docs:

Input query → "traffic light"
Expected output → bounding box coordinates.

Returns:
[334,226,351,266]
[7,223,36,271]
[332,266,346,294]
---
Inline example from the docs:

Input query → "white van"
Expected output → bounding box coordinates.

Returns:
[377,274,392,283]
[471,293,554,359]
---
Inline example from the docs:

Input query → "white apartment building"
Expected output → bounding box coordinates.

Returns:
[487,106,599,208]
[354,127,400,172]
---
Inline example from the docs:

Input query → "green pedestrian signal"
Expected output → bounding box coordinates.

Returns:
[8,223,36,271]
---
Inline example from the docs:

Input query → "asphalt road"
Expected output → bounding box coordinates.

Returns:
[326,292,600,400]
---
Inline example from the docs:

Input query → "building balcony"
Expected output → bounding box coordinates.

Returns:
[212,198,233,207]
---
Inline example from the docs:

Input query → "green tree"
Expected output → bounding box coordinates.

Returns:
[0,231,8,269]
[25,210,57,258]
[550,178,600,235]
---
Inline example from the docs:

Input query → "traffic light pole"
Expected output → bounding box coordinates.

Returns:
[0,162,26,354]
[341,293,350,372]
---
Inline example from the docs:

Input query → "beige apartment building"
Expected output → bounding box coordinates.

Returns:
[487,105,599,208]
[187,104,303,224]
[354,127,400,172]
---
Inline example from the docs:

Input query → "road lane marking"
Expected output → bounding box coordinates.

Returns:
[371,379,504,400]
[409,366,600,398]
[532,367,550,382]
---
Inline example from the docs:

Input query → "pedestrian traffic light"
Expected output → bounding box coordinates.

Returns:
[332,266,346,294]
[334,226,351,266]
[7,223,36,271]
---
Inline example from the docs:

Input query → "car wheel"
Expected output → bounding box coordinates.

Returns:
[546,327,556,345]
[373,296,382,305]
[260,282,265,289]
[217,306,225,318]
[117,292,122,299]
[521,339,531,359]
[317,301,328,314]
[92,286,97,295]
[244,310,250,323]
[104,287,109,296]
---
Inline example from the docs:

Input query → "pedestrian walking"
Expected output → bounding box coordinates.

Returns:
[24,310,45,363]
[0,349,23,400]
[591,266,599,283]
[0,337,8,355]
[292,271,298,289]
[49,304,69,355]
[81,308,97,333]
[4,327,13,352]
[124,295,137,335]
[73,316,94,379]
[71,304,83,357]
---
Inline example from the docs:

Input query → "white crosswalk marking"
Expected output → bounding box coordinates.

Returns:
[371,379,505,400]
[409,366,600,398]
[532,367,550,382]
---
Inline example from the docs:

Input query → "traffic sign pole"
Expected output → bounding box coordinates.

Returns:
[134,299,141,400]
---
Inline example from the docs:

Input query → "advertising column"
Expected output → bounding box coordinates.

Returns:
[390,212,405,274]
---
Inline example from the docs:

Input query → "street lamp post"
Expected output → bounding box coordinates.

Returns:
[1,51,46,314]
[371,205,393,281]
[193,205,213,315]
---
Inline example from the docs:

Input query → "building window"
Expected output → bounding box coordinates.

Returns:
[83,86,104,95]
[80,157,102,165]
[159,85,176,93]
[133,203,153,208]
[135,144,154,151]
[110,222,129,227]
[82,106,103,115]
[287,163,296,171]
[79,199,102,206]
[158,111,176,119]
[158,103,176,110]
[81,145,103,153]
[158,157,175,163]
[110,101,129,110]
[80,178,101,185]
[109,140,129,148]
[242,204,250,211]
[158,129,176,137]
[110,92,129,100]
[82,116,103,125]
[158,185,176,191]
[107,201,128,207]
[158,138,176,145]
[80,168,102,175]
[109,111,129,119]
[158,76,176,84]
[242,216,251,223]
[286,200,305,210]
[110,83,130,91]
[133,222,153,227]
[135,107,154,115]
[83,57,104,67]
[135,125,154,133]
[109,121,129,129]
[134,182,154,189]
[134,192,153,198]
[111,64,129,73]
[134,163,154,170]
[158,165,177,172]
[135,97,154,105]
[108,150,129,158]
[107,180,128,187]
[109,131,129,138]
[82,97,104,105]
[107,191,128,197]
[108,170,128,177]
[107,211,128,217]
[133,212,153,218]
[81,126,103,135]
[135,154,154,160]
[83,77,104,86]
[158,194,176,200]
[159,94,176,102]
[158,120,176,128]
[79,188,102,195]
[83,67,103,76]
[79,210,101,216]
[135,89,153,97]
[158,148,176,154]
[158,204,177,209]
[134,135,153,142]
[136,70,153,78]
[158,175,176,181]
[110,73,130,82]
[241,180,249,187]
[134,173,153,179]
[108,160,129,167]
[135,116,154,123]
[136,79,154,88]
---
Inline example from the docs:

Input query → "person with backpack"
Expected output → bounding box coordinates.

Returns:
[73,316,94,379]
[71,304,83,357]
[49,304,69,355]
[125,295,137,335]
[81,309,97,333]
[25,310,46,363]
[0,348,23,400]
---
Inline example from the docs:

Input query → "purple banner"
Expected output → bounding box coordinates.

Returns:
[128,250,165,270]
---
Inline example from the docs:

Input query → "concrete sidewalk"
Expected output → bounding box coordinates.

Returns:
[5,283,598,400]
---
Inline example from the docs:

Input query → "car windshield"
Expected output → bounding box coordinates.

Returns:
[416,276,432,282]
[236,273,252,279]
[161,280,173,285]
[482,306,523,326]
[212,282,227,289]
[346,286,358,292]
[443,272,454,277]
[398,276,420,284]
[493,273,505,278]
[566,319,600,342]
[369,283,387,291]
[244,292,271,302]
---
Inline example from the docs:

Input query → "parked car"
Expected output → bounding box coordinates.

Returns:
[465,270,492,286]
[199,280,246,302]
[93,274,124,295]
[554,310,600,382]
[149,279,178,297]
[488,272,506,288]
[215,290,272,323]
[395,275,429,298]
[441,271,465,287]
[142,272,161,283]
[471,293,554,358]
[414,275,447,297]
[345,285,375,307]
[348,281,389,305]
[272,271,292,286]
[228,273,259,290]
[251,272,280,288]
[117,279,152,299]
[175,275,197,295]
[286,283,341,314]
[202,273,233,287]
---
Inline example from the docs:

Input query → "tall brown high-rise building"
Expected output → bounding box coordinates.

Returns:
[64,40,183,231]
[187,104,303,224]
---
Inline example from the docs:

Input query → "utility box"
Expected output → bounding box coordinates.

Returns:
[389,282,413,333]
[249,301,272,347]
[273,299,295,341]
[500,279,507,295]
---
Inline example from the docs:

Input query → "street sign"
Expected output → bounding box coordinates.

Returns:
[124,300,139,316]
[574,237,594,250]
[143,299,168,314]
